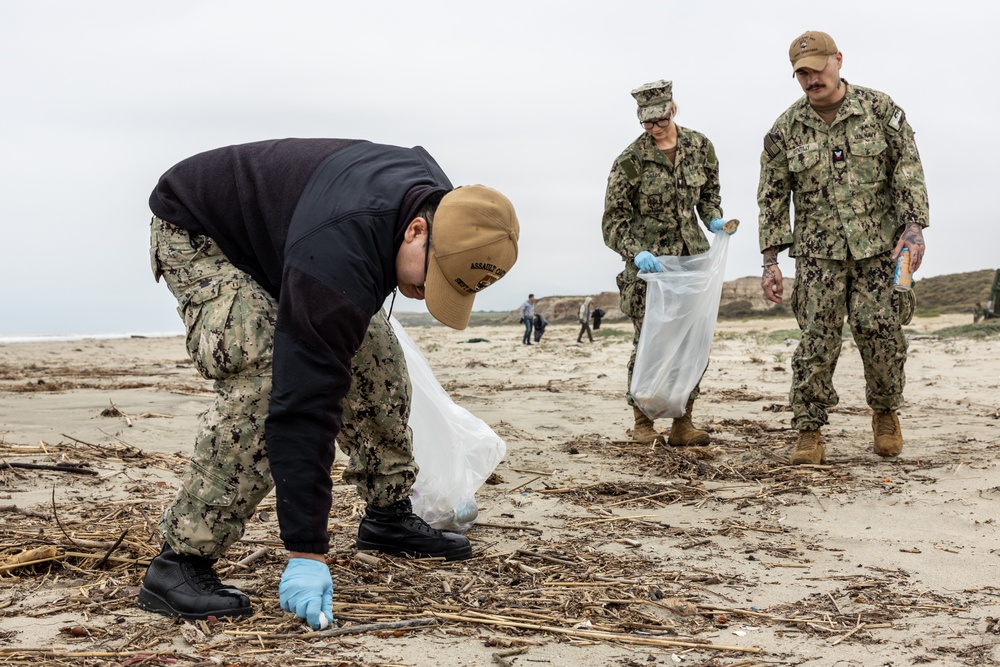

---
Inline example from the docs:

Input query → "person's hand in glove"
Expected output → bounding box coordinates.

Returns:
[633,251,660,273]
[709,218,738,235]
[279,556,333,630]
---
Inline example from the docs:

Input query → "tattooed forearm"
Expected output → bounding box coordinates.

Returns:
[760,253,784,304]
[763,264,779,285]
[762,246,779,267]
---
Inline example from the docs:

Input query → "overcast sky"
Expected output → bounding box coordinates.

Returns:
[1,1,994,336]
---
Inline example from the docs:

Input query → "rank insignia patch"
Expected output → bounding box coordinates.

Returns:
[888,107,904,132]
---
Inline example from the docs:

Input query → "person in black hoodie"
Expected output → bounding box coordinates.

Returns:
[137,139,518,630]
[532,312,548,342]
[592,307,605,330]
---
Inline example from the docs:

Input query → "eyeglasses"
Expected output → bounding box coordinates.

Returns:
[640,117,671,129]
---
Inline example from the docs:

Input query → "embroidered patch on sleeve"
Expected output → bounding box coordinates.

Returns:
[887,107,904,133]
[764,133,782,161]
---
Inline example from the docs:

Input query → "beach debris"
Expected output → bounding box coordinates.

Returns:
[1,460,97,476]
[492,646,529,667]
[58,625,90,637]
[0,545,58,571]
[180,621,208,645]
[0,328,992,665]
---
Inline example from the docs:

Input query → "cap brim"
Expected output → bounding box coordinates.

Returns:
[637,102,672,122]
[791,55,829,75]
[424,251,474,330]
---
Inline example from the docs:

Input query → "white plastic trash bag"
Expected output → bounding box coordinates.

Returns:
[629,231,733,420]
[389,316,506,533]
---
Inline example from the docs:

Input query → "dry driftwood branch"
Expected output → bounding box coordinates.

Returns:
[515,549,579,567]
[474,522,543,535]
[493,646,529,666]
[572,514,657,528]
[0,546,58,572]
[52,488,84,550]
[830,620,869,646]
[62,551,148,565]
[0,504,51,520]
[430,611,761,653]
[1,460,99,475]
[59,433,100,448]
[94,529,129,569]
[352,551,381,567]
[315,617,438,637]
[508,475,544,493]
[235,546,270,567]
[0,459,28,479]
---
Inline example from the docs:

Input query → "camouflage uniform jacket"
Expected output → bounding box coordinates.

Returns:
[602,126,723,287]
[757,82,929,259]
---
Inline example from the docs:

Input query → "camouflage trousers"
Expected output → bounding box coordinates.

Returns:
[618,274,702,408]
[789,253,910,431]
[149,217,416,558]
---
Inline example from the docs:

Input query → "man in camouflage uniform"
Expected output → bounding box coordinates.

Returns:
[137,139,519,630]
[603,80,736,447]
[758,31,929,465]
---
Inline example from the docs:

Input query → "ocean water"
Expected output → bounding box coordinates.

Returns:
[0,331,183,345]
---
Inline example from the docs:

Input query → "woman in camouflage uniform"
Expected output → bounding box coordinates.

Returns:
[602,80,734,445]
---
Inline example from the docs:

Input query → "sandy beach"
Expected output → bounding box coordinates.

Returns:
[0,313,998,666]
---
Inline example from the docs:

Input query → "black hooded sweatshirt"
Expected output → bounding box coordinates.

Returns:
[150,138,452,553]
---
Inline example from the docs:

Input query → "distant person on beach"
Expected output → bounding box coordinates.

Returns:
[533,312,548,343]
[577,296,594,343]
[592,307,605,330]
[139,139,518,629]
[757,31,929,465]
[519,294,536,345]
[602,80,736,446]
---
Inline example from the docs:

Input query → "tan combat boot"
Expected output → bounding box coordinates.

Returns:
[631,406,662,444]
[791,429,825,465]
[872,411,903,457]
[667,398,711,446]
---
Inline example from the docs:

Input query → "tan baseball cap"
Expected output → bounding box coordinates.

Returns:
[424,185,519,330]
[789,31,838,74]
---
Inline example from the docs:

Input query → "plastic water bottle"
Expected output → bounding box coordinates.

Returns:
[893,249,912,292]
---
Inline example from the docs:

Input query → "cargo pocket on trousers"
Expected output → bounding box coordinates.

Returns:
[181,461,237,508]
[179,281,230,379]
[182,279,275,380]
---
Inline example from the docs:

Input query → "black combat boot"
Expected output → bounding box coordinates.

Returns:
[137,544,253,620]
[356,499,473,560]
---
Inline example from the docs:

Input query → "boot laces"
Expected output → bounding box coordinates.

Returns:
[183,559,229,593]
[875,413,898,436]
[399,511,442,537]
[797,431,821,449]
[370,501,444,537]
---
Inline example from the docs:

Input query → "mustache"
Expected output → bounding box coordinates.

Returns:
[807,83,824,91]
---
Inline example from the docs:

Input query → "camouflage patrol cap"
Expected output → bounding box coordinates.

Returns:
[631,80,674,122]
[789,31,838,75]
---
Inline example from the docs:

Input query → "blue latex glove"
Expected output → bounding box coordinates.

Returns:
[633,251,660,273]
[279,558,333,630]
[709,218,736,235]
